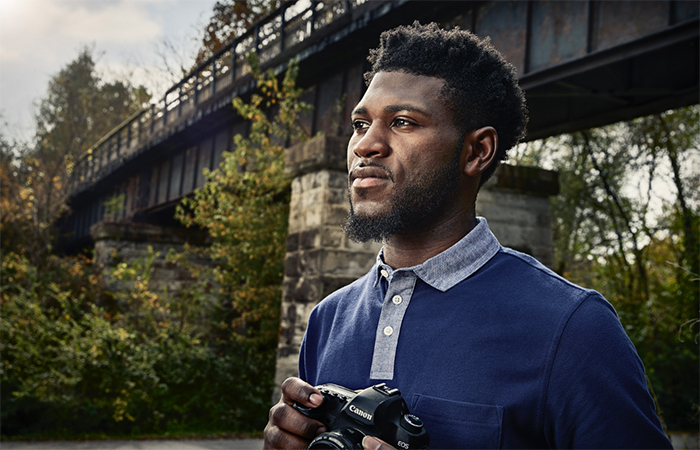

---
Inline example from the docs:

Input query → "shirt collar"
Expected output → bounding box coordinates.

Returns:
[373,217,501,292]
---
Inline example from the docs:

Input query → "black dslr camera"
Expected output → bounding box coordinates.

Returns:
[294,383,430,449]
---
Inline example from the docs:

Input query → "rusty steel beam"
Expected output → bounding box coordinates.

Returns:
[60,0,699,251]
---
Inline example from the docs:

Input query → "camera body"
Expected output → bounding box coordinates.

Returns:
[294,383,429,449]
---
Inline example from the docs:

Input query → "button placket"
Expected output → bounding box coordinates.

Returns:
[370,272,417,380]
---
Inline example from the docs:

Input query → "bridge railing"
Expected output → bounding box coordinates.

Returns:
[70,0,369,195]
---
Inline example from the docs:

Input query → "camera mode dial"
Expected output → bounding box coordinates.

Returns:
[400,414,424,434]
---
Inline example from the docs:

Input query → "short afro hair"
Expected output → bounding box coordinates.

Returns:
[365,22,528,188]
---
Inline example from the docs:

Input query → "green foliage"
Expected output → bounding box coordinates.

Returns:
[0,51,307,438]
[174,53,311,428]
[103,194,127,220]
[1,51,310,439]
[2,250,204,437]
[512,105,700,431]
[1,247,272,438]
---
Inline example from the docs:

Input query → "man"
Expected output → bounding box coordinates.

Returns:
[264,22,671,449]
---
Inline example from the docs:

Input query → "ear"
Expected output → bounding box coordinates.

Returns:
[461,127,498,177]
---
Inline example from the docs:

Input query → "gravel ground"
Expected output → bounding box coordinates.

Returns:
[0,439,264,450]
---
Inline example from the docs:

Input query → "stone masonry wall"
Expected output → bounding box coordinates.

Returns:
[272,135,559,400]
[91,222,210,293]
[477,164,559,268]
[274,136,381,398]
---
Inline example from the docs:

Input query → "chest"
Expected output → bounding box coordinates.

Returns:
[310,290,554,449]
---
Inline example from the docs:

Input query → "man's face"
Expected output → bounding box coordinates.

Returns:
[345,71,466,242]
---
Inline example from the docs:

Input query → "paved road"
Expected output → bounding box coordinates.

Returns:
[4,434,697,450]
[0,439,264,450]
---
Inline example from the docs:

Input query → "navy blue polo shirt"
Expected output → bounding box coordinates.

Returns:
[299,218,671,449]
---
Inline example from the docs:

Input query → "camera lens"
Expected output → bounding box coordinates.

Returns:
[308,429,365,450]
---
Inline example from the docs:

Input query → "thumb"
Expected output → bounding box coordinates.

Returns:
[362,436,395,450]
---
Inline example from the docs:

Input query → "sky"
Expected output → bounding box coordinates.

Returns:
[0,0,220,142]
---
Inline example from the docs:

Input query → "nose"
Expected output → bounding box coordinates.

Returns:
[350,122,390,160]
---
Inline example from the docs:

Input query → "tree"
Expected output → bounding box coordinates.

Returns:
[174,53,312,426]
[511,105,700,430]
[0,47,149,265]
[195,0,282,65]
[2,23,316,437]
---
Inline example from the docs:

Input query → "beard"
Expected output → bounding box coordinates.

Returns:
[344,147,463,243]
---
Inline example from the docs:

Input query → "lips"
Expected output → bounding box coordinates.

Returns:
[349,165,392,189]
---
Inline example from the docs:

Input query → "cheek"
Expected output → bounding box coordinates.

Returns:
[399,139,458,178]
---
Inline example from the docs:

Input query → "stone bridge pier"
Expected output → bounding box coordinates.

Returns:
[273,134,559,400]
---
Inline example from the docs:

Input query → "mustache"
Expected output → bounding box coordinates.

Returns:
[348,161,395,183]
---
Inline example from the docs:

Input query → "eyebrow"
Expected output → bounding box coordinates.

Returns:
[351,104,431,117]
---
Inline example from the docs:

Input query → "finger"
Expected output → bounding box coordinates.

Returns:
[263,423,314,450]
[280,377,324,408]
[362,436,396,450]
[269,401,326,440]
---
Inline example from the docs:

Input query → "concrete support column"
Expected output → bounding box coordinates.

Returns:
[90,221,209,292]
[477,164,559,269]
[273,135,380,399]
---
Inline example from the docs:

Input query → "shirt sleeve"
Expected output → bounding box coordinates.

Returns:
[298,305,320,385]
[298,330,308,382]
[543,293,672,449]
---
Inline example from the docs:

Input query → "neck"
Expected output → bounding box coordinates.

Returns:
[382,211,478,269]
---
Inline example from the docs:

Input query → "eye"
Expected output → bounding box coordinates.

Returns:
[351,120,369,131]
[392,118,415,128]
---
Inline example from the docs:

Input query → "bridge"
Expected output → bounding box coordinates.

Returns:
[61,0,698,391]
[63,0,699,248]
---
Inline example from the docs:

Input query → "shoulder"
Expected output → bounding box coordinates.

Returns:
[479,246,611,316]
[498,247,592,293]
[309,268,377,321]
[487,250,634,367]
[488,254,667,446]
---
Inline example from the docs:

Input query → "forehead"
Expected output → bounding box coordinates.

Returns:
[354,71,449,116]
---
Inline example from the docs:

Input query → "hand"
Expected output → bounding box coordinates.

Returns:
[362,436,397,450]
[263,377,327,449]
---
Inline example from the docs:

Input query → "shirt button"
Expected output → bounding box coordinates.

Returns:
[383,326,394,336]
[380,269,389,278]
[392,295,402,305]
